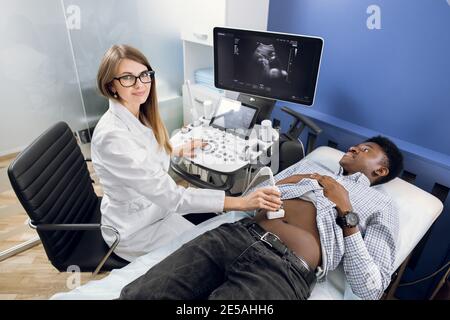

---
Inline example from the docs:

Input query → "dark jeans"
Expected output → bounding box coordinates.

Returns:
[119,220,314,300]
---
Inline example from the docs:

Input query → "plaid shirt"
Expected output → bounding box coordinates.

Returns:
[248,159,399,300]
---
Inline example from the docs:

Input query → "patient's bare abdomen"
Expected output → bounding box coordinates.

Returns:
[255,199,322,269]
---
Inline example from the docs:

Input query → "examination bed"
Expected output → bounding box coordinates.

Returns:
[51,146,443,300]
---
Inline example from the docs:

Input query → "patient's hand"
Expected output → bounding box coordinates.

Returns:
[276,174,314,186]
[310,173,352,213]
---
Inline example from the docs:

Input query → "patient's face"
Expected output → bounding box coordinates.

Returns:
[339,142,388,183]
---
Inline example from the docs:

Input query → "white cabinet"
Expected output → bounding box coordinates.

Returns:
[181,0,269,125]
[181,0,226,47]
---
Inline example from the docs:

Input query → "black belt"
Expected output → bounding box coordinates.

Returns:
[240,218,317,290]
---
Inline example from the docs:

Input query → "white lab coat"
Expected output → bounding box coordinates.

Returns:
[91,99,225,261]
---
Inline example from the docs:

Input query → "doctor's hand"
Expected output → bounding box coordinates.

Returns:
[174,139,207,158]
[224,187,282,212]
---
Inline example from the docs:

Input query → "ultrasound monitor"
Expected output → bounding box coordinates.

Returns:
[214,27,323,106]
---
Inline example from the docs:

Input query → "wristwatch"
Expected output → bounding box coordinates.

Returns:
[335,211,359,228]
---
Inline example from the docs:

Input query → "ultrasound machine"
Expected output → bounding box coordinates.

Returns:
[170,27,324,198]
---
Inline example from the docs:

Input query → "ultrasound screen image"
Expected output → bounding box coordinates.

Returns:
[214,28,323,106]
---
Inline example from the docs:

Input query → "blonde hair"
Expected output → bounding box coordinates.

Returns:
[97,44,172,154]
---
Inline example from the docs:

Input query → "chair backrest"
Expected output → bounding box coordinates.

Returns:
[8,122,99,265]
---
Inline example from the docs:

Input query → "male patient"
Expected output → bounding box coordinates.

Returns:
[119,136,403,300]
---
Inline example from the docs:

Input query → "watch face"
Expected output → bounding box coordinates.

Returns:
[346,212,359,226]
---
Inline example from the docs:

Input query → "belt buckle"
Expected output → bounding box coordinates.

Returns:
[260,231,280,247]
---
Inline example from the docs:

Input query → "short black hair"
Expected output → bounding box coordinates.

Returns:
[365,136,404,185]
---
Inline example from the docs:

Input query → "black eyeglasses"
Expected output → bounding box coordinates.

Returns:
[113,70,155,87]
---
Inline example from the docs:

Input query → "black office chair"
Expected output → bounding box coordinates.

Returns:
[7,122,128,275]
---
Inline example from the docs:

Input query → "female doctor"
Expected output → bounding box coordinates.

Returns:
[92,45,281,262]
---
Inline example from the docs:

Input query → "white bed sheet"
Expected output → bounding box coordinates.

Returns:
[51,146,443,300]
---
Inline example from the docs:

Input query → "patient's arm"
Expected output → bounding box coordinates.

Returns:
[342,202,398,300]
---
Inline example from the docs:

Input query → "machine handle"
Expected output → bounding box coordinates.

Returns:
[281,106,322,135]
[194,97,205,105]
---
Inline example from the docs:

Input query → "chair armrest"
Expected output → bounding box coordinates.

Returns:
[36,223,101,232]
[35,222,122,276]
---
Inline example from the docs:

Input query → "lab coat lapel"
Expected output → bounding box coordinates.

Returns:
[108,99,150,136]
[109,99,169,168]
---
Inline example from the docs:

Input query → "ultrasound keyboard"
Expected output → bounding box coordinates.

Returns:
[170,125,277,174]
